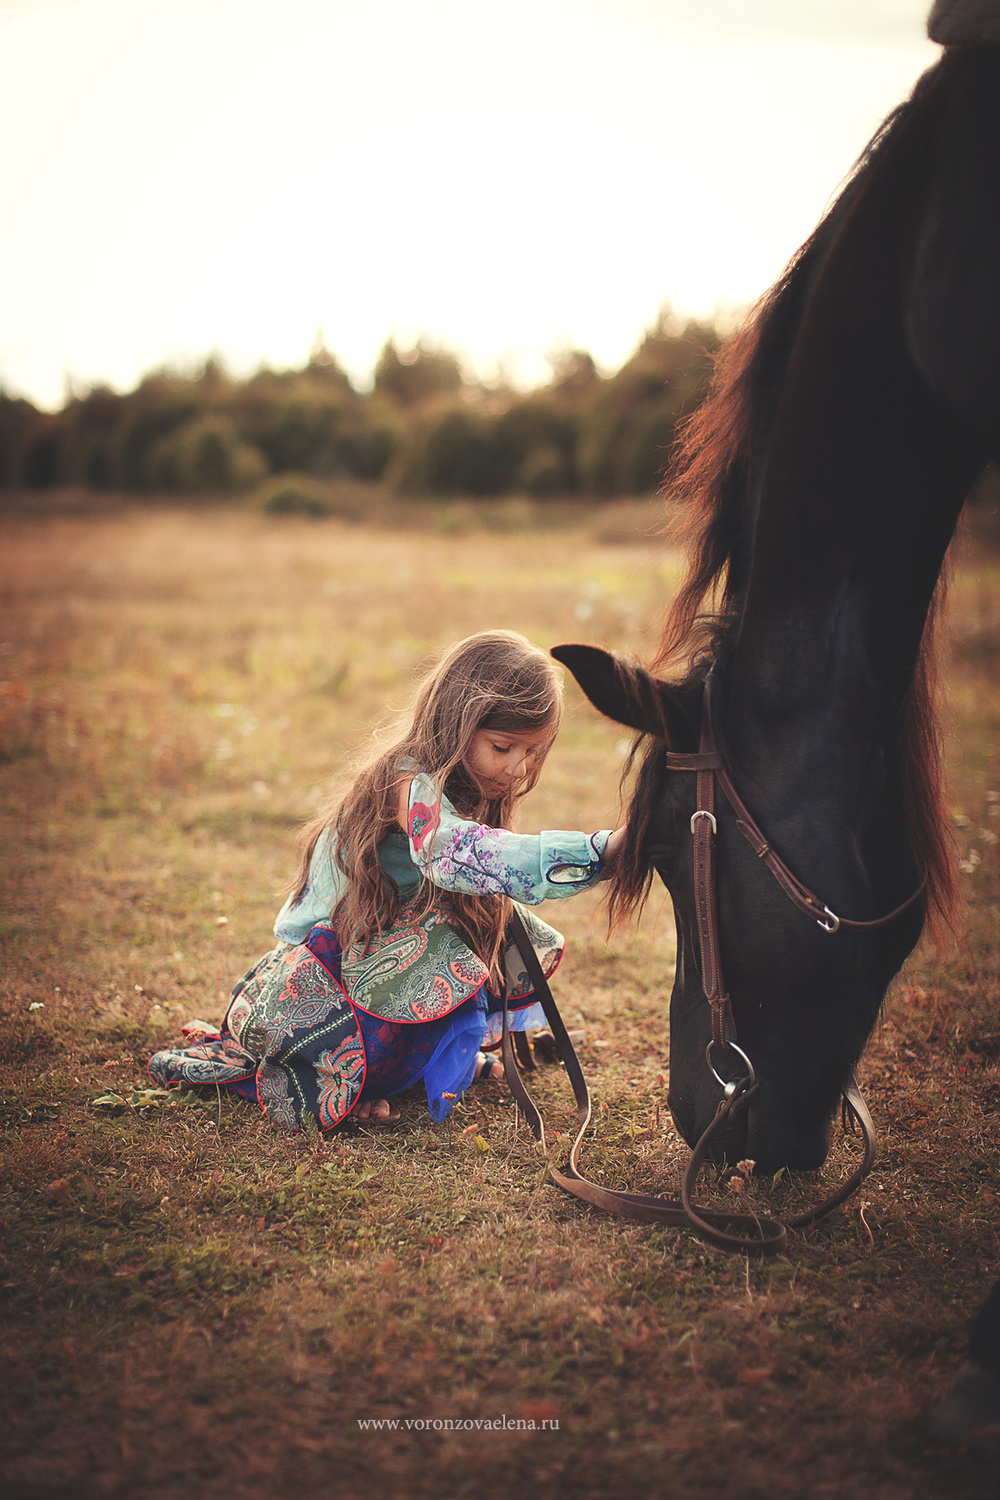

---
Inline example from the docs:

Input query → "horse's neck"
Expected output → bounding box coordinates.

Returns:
[730,371,979,717]
[724,410,976,812]
[728,84,987,735]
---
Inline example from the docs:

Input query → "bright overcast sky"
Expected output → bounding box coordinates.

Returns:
[0,0,939,409]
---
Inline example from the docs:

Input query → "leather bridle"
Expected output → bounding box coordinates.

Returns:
[503,675,923,1255]
[663,673,923,1065]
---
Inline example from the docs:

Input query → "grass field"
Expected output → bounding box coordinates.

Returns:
[1,499,998,1499]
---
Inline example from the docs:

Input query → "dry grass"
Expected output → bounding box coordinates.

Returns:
[0,503,998,1499]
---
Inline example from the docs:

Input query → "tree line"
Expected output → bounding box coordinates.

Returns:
[0,312,718,500]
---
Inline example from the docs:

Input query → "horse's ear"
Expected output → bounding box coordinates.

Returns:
[551,643,685,741]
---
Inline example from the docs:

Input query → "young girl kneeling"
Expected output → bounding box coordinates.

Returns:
[149,631,622,1130]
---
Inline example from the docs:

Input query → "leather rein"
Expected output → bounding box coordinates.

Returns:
[502,677,922,1256]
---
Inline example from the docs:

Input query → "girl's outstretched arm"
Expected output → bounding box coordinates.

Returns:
[397,771,615,904]
[600,825,626,874]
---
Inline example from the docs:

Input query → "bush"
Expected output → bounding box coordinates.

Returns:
[257,472,331,518]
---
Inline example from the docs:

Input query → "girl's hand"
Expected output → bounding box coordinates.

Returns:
[601,827,627,875]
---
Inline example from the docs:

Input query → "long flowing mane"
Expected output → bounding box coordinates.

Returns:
[611,62,959,938]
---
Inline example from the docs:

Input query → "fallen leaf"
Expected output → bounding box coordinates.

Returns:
[127,1088,172,1108]
[90,1093,127,1114]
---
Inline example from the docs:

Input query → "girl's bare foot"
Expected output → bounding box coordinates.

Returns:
[350,1097,400,1123]
[474,1051,504,1085]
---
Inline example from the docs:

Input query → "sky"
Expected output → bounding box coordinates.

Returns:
[0,0,940,410]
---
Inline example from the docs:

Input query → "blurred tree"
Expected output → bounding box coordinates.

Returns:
[256,399,351,474]
[374,339,464,408]
[73,384,121,487]
[492,393,578,496]
[577,313,716,495]
[518,443,571,497]
[549,348,602,401]
[197,354,228,390]
[113,373,201,491]
[236,372,363,477]
[0,313,723,499]
[146,413,267,494]
[3,385,123,489]
[306,330,354,388]
[353,394,404,480]
[0,392,39,486]
[19,415,65,488]
[388,400,500,495]
[32,383,124,488]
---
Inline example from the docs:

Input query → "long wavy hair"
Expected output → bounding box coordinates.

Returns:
[290,630,564,986]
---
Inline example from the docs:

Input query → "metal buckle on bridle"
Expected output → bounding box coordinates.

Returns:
[817,906,841,934]
[690,809,717,834]
[705,1038,756,1098]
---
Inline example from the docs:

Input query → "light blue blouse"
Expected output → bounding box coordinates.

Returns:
[274,768,611,945]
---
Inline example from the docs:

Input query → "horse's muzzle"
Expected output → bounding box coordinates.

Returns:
[670,1081,832,1173]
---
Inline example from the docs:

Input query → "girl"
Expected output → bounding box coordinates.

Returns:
[149,631,623,1131]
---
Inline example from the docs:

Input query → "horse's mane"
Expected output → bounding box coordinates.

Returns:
[612,55,959,939]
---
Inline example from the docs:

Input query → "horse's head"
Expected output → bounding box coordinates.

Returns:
[554,643,925,1173]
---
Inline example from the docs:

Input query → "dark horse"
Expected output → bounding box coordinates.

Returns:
[555,40,1000,1443]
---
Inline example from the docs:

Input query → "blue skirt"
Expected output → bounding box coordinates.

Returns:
[355,989,544,1119]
